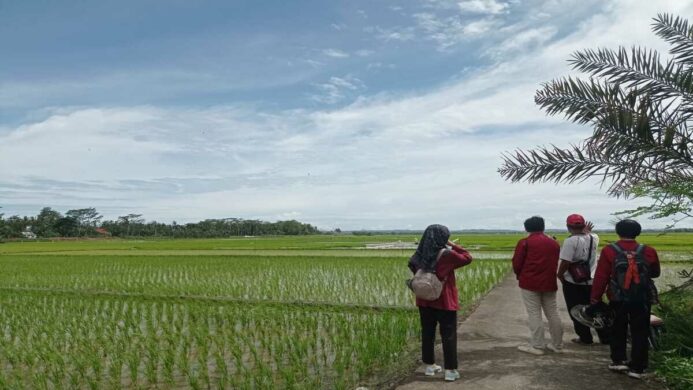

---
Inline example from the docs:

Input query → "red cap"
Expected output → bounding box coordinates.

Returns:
[566,214,585,227]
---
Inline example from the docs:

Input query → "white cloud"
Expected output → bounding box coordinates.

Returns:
[367,25,416,42]
[376,0,607,52]
[458,0,509,14]
[322,48,350,58]
[0,67,317,110]
[486,26,558,58]
[355,49,375,57]
[410,13,498,50]
[462,18,497,35]
[302,59,325,68]
[383,0,511,52]
[3,0,693,230]
[367,62,396,70]
[311,76,365,104]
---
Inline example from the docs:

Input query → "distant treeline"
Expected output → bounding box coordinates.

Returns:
[0,207,320,239]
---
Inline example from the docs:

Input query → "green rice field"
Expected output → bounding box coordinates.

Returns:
[0,233,690,389]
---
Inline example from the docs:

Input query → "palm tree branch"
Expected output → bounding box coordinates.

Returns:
[498,13,693,206]
[498,143,692,196]
[537,77,693,150]
[652,13,693,63]
[535,77,627,124]
[569,47,693,103]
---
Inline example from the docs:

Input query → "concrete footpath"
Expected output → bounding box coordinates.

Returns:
[396,274,664,390]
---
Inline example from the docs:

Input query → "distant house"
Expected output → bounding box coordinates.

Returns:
[95,227,111,236]
[21,227,37,240]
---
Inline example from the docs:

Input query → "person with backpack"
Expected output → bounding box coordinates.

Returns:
[407,224,473,382]
[512,216,563,355]
[589,219,660,379]
[556,214,610,345]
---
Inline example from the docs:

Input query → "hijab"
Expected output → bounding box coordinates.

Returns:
[411,224,450,272]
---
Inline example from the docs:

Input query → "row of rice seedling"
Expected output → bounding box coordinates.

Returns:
[0,240,511,388]
[4,232,692,254]
[0,255,509,307]
[0,291,420,389]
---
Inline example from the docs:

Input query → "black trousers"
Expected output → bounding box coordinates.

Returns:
[418,306,457,369]
[562,282,610,343]
[610,301,650,372]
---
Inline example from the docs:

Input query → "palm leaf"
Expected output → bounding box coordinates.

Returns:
[652,13,693,64]
[569,47,693,103]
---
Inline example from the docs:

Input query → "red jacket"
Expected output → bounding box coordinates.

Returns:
[512,232,560,292]
[590,239,660,303]
[410,244,473,311]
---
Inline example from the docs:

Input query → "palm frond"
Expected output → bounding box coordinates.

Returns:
[536,77,693,149]
[569,47,693,102]
[498,142,690,197]
[590,118,690,168]
[535,77,625,124]
[499,13,693,208]
[652,13,693,64]
[499,144,623,184]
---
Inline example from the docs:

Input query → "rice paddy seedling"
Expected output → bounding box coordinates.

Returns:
[0,236,520,388]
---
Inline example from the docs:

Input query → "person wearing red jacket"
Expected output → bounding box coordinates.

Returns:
[408,224,473,382]
[512,216,563,355]
[590,219,660,379]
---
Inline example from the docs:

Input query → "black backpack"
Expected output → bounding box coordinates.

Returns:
[609,243,651,304]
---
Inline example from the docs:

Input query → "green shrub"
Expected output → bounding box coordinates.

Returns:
[652,285,693,390]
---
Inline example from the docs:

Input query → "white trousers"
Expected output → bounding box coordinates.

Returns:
[520,289,564,348]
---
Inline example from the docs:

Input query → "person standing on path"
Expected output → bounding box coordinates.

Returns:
[408,224,473,382]
[512,216,564,355]
[557,214,610,345]
[589,219,660,379]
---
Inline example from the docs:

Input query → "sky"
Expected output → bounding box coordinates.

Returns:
[2,0,693,231]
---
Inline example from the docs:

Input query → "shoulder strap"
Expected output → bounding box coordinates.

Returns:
[586,235,594,262]
[634,245,648,266]
[610,242,624,254]
[635,244,645,255]
[437,248,450,282]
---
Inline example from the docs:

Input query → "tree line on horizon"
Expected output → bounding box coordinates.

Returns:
[0,207,319,239]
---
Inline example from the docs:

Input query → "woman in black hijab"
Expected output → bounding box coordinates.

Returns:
[409,224,452,272]
[408,224,473,382]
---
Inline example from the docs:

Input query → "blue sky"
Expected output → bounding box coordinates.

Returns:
[2,0,692,230]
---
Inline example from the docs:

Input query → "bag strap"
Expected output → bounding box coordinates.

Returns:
[634,245,648,269]
[586,235,594,263]
[437,248,449,283]
[610,242,624,255]
[635,244,645,256]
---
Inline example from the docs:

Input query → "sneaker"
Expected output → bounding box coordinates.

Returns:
[517,344,545,355]
[608,362,629,372]
[424,364,442,376]
[545,344,564,353]
[627,370,644,379]
[444,369,460,382]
